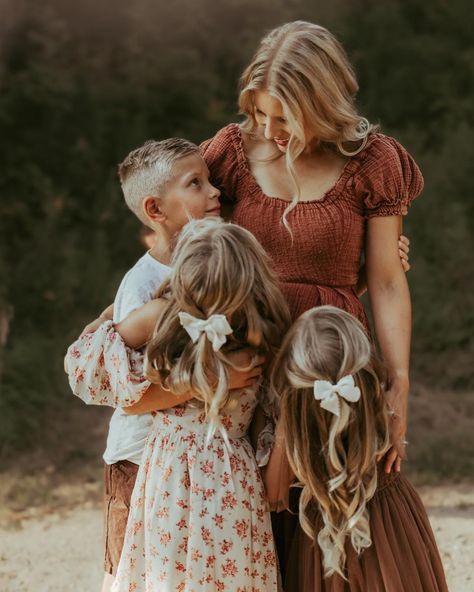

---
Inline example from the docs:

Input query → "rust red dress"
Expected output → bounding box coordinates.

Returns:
[201,123,423,323]
[201,124,448,592]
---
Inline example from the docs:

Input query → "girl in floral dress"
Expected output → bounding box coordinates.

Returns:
[110,218,291,592]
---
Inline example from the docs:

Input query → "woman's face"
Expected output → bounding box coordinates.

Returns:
[254,90,292,152]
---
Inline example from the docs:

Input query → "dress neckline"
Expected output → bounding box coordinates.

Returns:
[228,123,364,207]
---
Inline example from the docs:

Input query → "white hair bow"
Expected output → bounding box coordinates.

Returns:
[313,375,361,416]
[178,312,233,352]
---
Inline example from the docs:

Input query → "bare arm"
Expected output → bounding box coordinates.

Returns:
[366,216,411,472]
[115,298,194,412]
[80,303,115,336]
[119,309,266,413]
[123,383,193,414]
[115,298,167,349]
[249,404,268,450]
[100,303,114,320]
[356,235,411,296]
[262,419,295,511]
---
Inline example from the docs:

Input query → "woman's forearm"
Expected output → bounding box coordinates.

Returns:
[366,217,412,421]
[368,277,411,402]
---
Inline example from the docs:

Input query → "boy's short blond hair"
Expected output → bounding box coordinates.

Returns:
[118,138,200,224]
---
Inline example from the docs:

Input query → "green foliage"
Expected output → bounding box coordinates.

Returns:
[0,0,472,461]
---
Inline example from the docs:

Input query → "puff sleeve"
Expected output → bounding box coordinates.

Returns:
[355,134,424,218]
[200,124,241,203]
[65,321,150,407]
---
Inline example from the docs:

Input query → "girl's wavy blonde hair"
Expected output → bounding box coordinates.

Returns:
[239,21,376,229]
[272,305,390,578]
[145,218,291,437]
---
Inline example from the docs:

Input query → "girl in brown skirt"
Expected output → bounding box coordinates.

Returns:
[265,306,448,592]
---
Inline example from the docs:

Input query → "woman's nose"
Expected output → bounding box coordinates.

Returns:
[264,118,279,140]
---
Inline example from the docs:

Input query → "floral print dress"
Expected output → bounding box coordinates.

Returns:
[111,390,279,592]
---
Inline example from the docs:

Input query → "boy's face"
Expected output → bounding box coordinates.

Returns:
[160,153,221,235]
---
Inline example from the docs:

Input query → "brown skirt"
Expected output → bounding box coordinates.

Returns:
[282,471,448,592]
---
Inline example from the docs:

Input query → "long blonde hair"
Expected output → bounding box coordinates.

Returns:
[146,218,291,436]
[272,306,390,578]
[239,21,376,228]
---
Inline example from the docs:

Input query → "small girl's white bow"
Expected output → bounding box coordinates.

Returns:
[178,312,233,352]
[313,375,361,416]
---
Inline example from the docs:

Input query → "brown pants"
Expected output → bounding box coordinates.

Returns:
[103,460,139,575]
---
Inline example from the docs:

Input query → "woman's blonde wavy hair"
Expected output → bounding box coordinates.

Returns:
[145,218,291,438]
[239,21,376,229]
[272,305,390,578]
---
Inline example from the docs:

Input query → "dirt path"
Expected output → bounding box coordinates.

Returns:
[0,486,472,592]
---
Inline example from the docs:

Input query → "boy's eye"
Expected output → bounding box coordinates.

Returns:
[190,178,201,187]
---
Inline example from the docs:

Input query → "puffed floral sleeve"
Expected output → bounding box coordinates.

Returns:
[64,321,150,407]
[355,133,424,218]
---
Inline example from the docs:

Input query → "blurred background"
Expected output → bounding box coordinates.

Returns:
[0,0,473,587]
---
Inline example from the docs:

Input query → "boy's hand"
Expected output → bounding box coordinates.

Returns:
[227,348,265,390]
[398,235,410,272]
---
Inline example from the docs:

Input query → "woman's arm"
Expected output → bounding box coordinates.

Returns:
[356,235,411,296]
[366,216,411,473]
[115,298,167,349]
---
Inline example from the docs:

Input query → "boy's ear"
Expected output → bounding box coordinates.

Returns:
[143,196,166,222]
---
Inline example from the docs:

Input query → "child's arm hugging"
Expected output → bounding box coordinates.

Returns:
[115,298,195,414]
[65,299,265,413]
[115,300,266,415]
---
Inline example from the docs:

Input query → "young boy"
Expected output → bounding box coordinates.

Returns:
[65,138,262,592]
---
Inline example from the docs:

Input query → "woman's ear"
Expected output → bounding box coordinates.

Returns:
[143,196,166,223]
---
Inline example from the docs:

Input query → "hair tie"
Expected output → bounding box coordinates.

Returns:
[313,375,361,416]
[178,312,233,352]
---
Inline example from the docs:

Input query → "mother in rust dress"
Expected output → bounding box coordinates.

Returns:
[200,21,447,592]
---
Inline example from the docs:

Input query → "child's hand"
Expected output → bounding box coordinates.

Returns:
[80,303,114,336]
[398,235,410,272]
[227,348,266,390]
[80,315,106,336]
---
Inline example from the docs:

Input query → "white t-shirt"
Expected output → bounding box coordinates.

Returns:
[103,252,171,465]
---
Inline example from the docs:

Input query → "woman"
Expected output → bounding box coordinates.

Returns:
[200,20,422,584]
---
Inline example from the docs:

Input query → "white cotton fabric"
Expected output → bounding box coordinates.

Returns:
[103,252,171,465]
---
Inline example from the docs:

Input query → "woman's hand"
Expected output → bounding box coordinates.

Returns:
[384,377,409,473]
